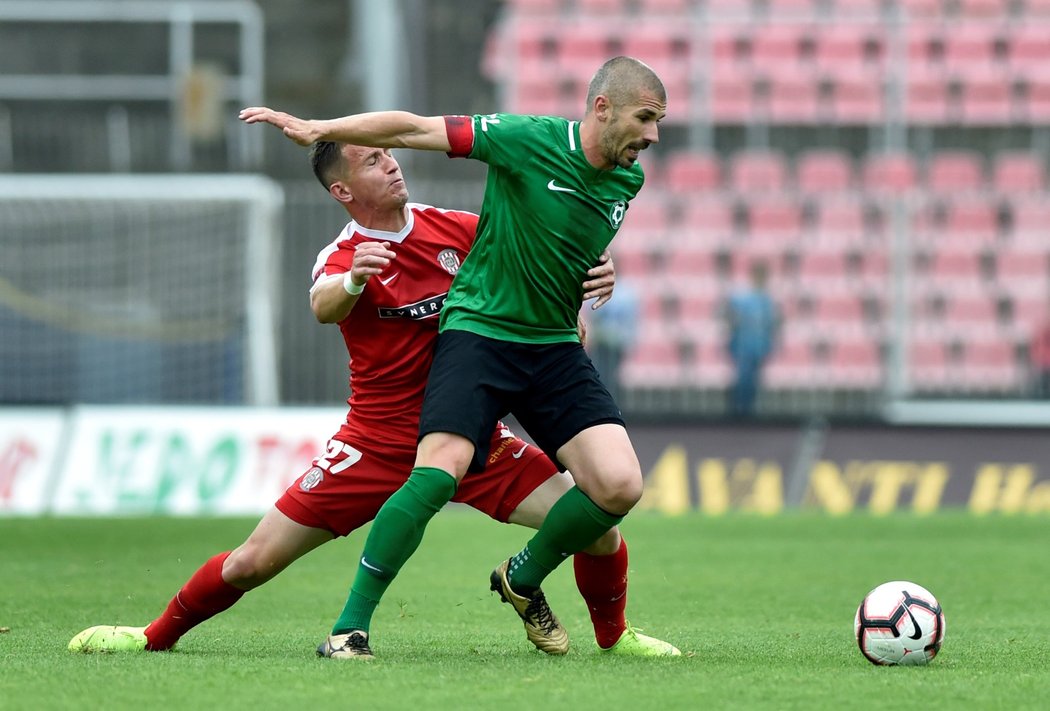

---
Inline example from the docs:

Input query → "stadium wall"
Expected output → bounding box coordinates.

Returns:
[2,407,1047,516]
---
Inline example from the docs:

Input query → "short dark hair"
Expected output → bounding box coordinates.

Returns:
[585,56,666,112]
[309,141,345,190]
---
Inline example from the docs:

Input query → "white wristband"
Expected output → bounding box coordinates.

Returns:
[343,272,365,295]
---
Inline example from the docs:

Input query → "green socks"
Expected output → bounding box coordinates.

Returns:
[508,485,624,594]
[332,466,457,635]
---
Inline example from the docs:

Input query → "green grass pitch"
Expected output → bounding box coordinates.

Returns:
[2,512,1049,710]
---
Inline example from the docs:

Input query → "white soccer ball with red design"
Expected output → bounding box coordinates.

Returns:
[854,580,946,666]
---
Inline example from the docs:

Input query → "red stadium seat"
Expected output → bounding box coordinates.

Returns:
[997,247,1050,279]
[828,69,885,124]
[830,0,885,15]
[682,200,736,240]
[814,24,885,72]
[730,151,788,192]
[814,199,865,239]
[959,70,1015,125]
[663,152,722,192]
[942,24,1001,70]
[1021,75,1050,123]
[946,294,999,325]
[710,69,758,123]
[862,153,918,194]
[747,197,802,237]
[749,24,808,73]
[1011,197,1050,235]
[899,0,944,20]
[926,249,984,280]
[906,25,943,66]
[927,151,985,192]
[1008,26,1050,72]
[635,0,693,12]
[619,24,693,82]
[993,152,1046,193]
[945,199,999,241]
[576,0,626,12]
[964,339,1020,390]
[905,69,951,124]
[505,0,563,13]
[765,338,815,389]
[621,340,684,387]
[767,0,819,14]
[957,0,1009,16]
[765,69,822,123]
[796,150,854,193]
[829,338,882,388]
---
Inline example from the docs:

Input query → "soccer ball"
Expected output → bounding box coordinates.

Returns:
[854,580,946,666]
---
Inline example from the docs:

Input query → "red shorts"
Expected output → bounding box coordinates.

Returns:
[275,423,557,537]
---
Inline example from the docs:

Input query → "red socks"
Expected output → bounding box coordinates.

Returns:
[144,551,245,651]
[573,537,629,649]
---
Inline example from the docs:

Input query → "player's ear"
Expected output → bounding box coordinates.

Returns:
[329,181,353,204]
[594,95,611,121]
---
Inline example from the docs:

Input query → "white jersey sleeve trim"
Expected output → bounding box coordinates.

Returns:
[311,223,356,283]
[568,121,577,151]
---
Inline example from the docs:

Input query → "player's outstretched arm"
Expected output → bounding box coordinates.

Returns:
[239,107,451,151]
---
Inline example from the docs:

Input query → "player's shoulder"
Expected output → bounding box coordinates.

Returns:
[407,202,478,222]
[311,223,357,280]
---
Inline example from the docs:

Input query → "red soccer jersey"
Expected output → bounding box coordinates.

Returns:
[312,203,478,444]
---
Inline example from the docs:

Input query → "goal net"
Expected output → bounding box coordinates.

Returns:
[0,175,282,405]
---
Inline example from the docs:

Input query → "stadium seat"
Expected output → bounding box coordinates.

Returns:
[957,0,1009,16]
[729,151,788,192]
[746,197,802,237]
[945,294,1000,326]
[997,246,1050,280]
[959,70,1015,125]
[635,0,693,12]
[945,199,1000,241]
[898,0,945,18]
[1010,197,1050,235]
[663,152,722,192]
[909,335,954,389]
[796,150,854,194]
[927,151,986,192]
[765,338,815,389]
[505,0,563,13]
[619,24,693,82]
[621,339,684,387]
[964,339,1020,391]
[1008,26,1050,72]
[906,24,944,66]
[750,24,808,72]
[814,24,885,72]
[705,0,757,19]
[576,0,626,13]
[1020,75,1050,122]
[710,69,758,123]
[682,199,736,238]
[942,25,1002,70]
[828,69,885,124]
[765,69,822,123]
[767,0,820,15]
[905,69,951,124]
[862,152,918,194]
[829,338,882,388]
[992,151,1046,193]
[813,199,865,239]
[830,0,885,16]
[926,249,984,280]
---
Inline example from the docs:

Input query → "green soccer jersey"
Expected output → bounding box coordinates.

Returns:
[440,113,645,344]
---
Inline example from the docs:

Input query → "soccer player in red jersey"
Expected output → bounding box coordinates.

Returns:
[67,139,678,658]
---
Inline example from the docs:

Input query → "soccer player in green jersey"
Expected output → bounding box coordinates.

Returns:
[241,56,668,658]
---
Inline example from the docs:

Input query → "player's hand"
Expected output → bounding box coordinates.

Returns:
[577,315,588,347]
[239,106,319,146]
[350,241,397,287]
[583,250,615,310]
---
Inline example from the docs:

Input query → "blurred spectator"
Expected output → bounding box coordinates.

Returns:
[1031,307,1050,398]
[724,261,779,417]
[587,278,640,405]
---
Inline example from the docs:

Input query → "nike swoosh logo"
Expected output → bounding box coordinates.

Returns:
[905,608,922,640]
[547,179,576,193]
[379,272,399,286]
[511,444,528,459]
[360,557,383,573]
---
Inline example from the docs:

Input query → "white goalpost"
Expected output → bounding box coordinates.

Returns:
[0,175,283,405]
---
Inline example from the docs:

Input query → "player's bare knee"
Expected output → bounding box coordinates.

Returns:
[591,467,643,514]
[222,545,273,589]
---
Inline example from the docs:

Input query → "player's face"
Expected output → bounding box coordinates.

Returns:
[342,146,409,209]
[599,89,665,170]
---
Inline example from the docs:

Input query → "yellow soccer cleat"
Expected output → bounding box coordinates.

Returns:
[68,625,148,653]
[599,624,681,657]
[489,559,569,655]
